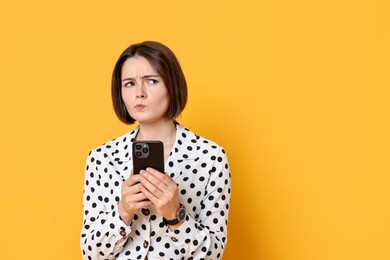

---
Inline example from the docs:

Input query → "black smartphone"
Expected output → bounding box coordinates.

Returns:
[132,141,164,174]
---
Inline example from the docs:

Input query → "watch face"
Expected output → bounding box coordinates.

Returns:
[178,207,186,221]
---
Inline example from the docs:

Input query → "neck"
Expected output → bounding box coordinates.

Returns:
[136,119,176,146]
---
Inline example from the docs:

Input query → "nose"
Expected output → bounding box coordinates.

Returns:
[136,83,147,98]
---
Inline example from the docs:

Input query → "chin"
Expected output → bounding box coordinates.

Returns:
[136,117,160,124]
[130,111,168,125]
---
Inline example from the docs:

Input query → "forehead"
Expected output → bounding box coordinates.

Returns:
[121,56,158,77]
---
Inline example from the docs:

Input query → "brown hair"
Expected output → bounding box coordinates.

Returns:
[111,41,188,124]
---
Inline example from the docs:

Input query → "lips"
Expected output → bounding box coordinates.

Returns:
[134,104,146,110]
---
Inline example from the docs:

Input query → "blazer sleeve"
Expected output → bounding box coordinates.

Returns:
[165,147,232,259]
[80,149,132,260]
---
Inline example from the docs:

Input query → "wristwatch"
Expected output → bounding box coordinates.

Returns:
[163,204,186,225]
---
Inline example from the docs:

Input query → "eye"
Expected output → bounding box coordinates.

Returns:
[124,81,135,88]
[146,79,158,85]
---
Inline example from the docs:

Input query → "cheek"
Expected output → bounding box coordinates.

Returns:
[160,88,169,102]
[155,93,170,114]
[121,90,132,104]
[162,94,170,108]
[152,88,169,103]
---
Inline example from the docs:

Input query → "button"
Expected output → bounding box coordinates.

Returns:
[141,208,150,216]
[171,237,178,242]
[143,240,149,248]
[119,230,127,238]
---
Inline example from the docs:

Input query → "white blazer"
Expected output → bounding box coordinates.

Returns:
[81,123,231,260]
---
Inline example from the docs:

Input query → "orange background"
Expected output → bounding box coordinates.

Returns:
[0,0,389,259]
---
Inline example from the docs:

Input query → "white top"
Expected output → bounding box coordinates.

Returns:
[80,123,231,259]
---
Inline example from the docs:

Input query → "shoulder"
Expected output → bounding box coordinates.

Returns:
[176,123,227,158]
[87,127,138,162]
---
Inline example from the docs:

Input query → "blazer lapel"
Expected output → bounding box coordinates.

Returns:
[167,124,198,181]
[111,126,139,180]
[112,123,198,181]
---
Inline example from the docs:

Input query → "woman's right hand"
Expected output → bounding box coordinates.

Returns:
[118,170,152,225]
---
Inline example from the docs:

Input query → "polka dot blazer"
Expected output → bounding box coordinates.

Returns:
[80,123,231,259]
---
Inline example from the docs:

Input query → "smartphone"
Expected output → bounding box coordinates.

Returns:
[132,141,164,174]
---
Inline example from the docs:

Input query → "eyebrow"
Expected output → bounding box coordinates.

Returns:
[122,75,160,82]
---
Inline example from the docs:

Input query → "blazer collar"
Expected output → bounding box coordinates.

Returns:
[169,123,198,161]
[113,122,198,163]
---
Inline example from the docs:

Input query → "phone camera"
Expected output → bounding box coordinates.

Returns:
[134,142,149,158]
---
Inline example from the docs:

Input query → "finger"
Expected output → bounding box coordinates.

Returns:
[139,184,158,204]
[146,168,172,186]
[123,173,142,188]
[138,172,165,198]
[135,200,153,209]
[140,169,169,192]
[123,199,153,213]
[122,183,146,197]
[138,178,162,200]
[144,169,178,197]
[123,191,149,204]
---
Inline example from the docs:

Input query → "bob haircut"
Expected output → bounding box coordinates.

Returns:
[111,41,188,124]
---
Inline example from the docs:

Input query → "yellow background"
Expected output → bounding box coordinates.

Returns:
[1,0,389,259]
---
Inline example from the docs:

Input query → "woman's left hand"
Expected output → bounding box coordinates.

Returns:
[138,168,180,220]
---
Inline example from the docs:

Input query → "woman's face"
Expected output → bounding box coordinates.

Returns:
[121,56,170,124]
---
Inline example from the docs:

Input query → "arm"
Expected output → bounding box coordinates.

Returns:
[80,150,131,260]
[166,148,232,259]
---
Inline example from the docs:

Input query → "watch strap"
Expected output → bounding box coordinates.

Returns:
[163,217,180,225]
[163,204,185,225]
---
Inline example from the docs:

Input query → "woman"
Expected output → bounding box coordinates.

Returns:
[80,41,231,260]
